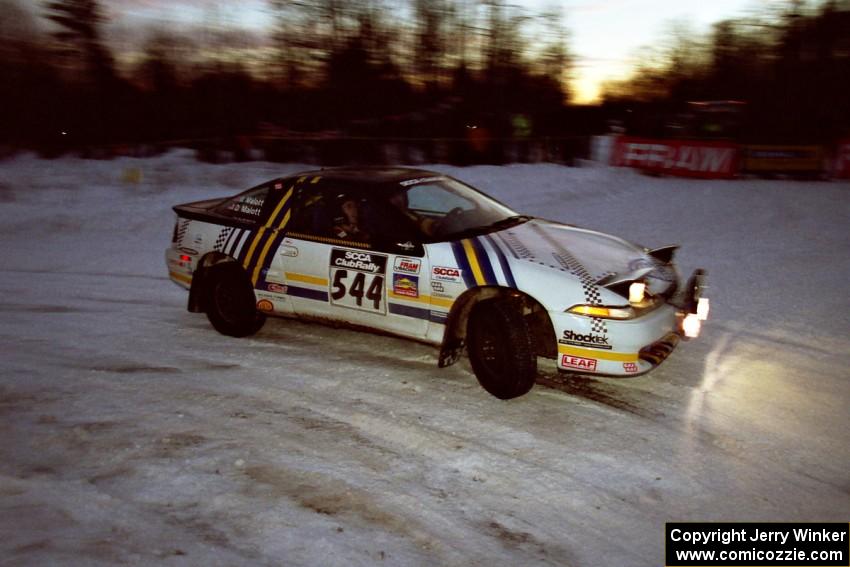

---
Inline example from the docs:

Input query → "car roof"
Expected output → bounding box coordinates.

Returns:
[283,166,447,190]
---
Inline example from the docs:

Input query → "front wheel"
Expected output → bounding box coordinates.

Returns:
[467,299,537,399]
[204,263,266,337]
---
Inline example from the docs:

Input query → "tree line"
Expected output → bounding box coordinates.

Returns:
[602,0,850,144]
[0,0,572,156]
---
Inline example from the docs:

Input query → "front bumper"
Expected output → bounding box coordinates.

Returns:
[552,269,708,376]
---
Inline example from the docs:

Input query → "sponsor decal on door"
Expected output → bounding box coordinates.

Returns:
[329,248,387,314]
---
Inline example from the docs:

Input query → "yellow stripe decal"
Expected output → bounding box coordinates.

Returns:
[462,239,486,285]
[557,344,638,362]
[242,187,293,278]
[311,176,321,184]
[285,272,328,286]
[242,227,265,269]
[388,291,454,309]
[251,208,293,285]
[266,187,293,228]
[429,296,454,309]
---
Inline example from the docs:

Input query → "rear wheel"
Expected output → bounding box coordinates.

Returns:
[467,299,537,399]
[204,263,266,337]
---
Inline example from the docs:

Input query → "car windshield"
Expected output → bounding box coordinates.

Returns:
[392,177,525,241]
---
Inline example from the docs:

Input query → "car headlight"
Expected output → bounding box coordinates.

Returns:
[567,304,636,319]
[628,281,646,304]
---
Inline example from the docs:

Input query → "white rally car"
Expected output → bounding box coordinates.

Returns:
[166,167,708,399]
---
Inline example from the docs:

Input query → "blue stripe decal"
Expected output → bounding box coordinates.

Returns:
[485,234,517,288]
[224,228,240,255]
[232,229,248,257]
[470,237,497,285]
[389,302,430,320]
[236,230,255,262]
[388,302,449,324]
[254,232,285,288]
[450,241,475,288]
[285,285,328,302]
[429,311,448,324]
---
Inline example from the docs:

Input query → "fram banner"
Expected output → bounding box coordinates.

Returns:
[611,136,739,179]
[835,140,850,179]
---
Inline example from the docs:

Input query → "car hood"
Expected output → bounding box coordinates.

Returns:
[491,219,677,298]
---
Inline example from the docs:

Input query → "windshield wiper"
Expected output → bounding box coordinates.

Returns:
[486,215,532,231]
[438,215,532,241]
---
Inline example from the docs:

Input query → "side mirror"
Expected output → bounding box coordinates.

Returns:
[384,239,424,257]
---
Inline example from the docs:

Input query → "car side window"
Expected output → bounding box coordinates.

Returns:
[360,196,422,246]
[406,183,474,215]
[288,187,372,245]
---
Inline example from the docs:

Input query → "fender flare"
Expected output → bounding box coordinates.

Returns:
[187,252,239,312]
[438,286,555,367]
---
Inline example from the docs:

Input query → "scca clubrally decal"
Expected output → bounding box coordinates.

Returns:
[330,249,387,274]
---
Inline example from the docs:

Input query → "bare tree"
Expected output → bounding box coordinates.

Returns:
[44,0,116,86]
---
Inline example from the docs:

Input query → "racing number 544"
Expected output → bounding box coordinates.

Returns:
[331,270,383,310]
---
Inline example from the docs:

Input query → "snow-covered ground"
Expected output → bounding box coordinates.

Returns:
[1,151,848,566]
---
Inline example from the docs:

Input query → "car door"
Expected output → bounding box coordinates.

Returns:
[272,182,431,341]
[233,178,300,317]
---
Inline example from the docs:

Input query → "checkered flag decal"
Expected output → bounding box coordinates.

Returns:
[552,251,608,335]
[214,227,233,252]
[175,219,190,245]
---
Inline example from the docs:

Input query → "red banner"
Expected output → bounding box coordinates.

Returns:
[611,136,739,179]
[834,140,850,179]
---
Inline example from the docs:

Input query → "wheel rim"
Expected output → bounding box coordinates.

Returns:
[213,280,243,324]
[473,311,509,375]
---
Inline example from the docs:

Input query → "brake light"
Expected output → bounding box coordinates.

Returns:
[180,255,191,262]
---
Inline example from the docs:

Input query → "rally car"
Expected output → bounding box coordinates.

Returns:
[166,167,708,399]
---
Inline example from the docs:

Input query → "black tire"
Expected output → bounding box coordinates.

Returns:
[203,263,266,337]
[467,299,537,399]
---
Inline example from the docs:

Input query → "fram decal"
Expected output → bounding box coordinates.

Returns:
[432,266,462,282]
[612,136,738,179]
[266,283,288,294]
[623,362,639,373]
[561,355,597,372]
[394,257,421,274]
[393,274,419,298]
[256,299,274,312]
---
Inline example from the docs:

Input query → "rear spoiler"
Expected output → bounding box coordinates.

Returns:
[172,197,254,227]
[173,197,227,217]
